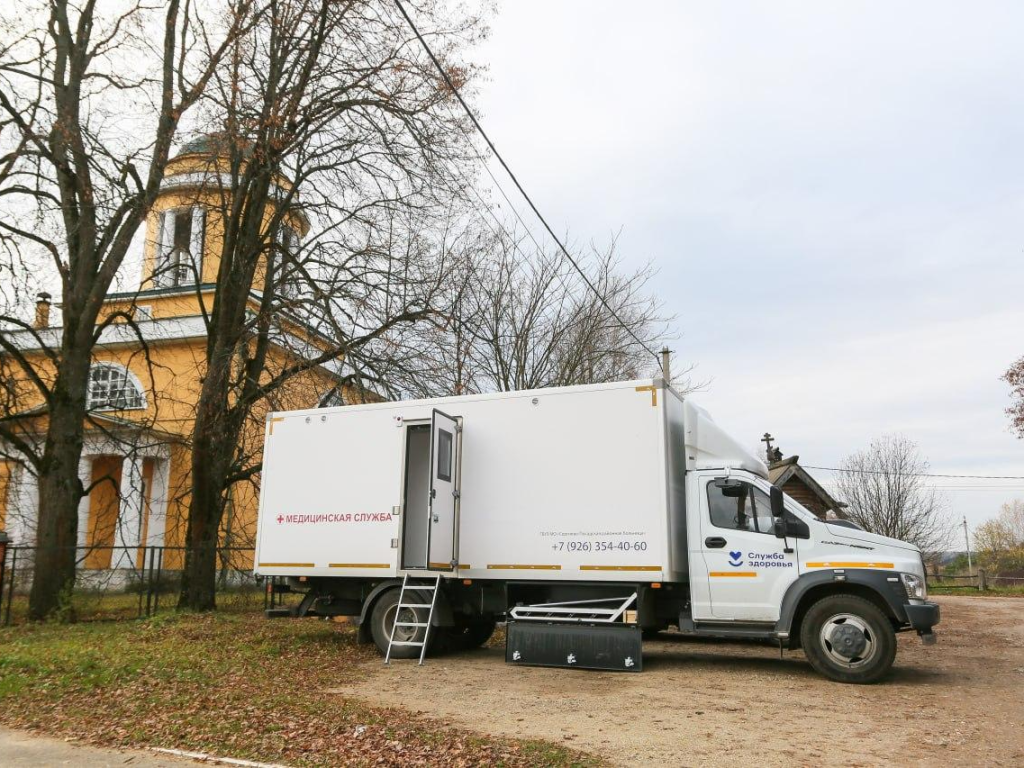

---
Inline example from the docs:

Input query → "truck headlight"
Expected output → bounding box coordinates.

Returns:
[900,572,927,601]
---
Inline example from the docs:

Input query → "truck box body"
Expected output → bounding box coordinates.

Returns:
[255,378,941,682]
[255,379,722,583]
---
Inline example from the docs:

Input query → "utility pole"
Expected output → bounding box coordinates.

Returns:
[963,516,973,576]
[660,346,671,385]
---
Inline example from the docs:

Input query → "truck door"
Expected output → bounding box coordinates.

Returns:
[426,409,460,571]
[698,475,799,621]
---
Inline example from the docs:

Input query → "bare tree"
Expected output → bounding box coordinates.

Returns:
[1002,356,1024,439]
[0,0,244,618]
[390,228,682,398]
[175,0,487,609]
[834,434,952,556]
[974,499,1024,574]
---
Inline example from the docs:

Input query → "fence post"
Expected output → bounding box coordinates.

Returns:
[4,546,17,626]
[144,547,155,618]
[153,547,164,616]
[978,568,987,591]
[0,532,9,624]
[137,546,146,619]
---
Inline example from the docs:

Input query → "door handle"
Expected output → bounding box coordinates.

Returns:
[705,536,727,548]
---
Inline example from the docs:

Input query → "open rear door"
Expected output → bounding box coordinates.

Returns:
[427,409,460,571]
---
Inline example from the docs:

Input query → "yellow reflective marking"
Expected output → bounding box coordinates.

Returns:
[328,563,390,569]
[486,564,562,570]
[635,385,658,406]
[805,562,895,569]
[259,562,314,568]
[709,571,758,578]
[579,565,662,571]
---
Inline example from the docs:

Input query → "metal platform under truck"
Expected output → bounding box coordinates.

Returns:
[505,594,642,672]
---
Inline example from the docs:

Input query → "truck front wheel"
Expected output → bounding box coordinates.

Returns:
[370,588,431,659]
[799,594,896,684]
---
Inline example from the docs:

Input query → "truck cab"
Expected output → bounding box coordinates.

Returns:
[683,467,939,683]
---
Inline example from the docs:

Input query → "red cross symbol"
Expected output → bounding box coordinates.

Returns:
[276,515,284,524]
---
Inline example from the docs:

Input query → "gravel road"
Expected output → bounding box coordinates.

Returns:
[336,595,1024,767]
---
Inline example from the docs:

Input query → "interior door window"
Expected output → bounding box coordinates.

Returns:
[436,429,453,482]
[708,481,775,534]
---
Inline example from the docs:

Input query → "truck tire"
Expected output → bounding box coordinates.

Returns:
[369,588,432,659]
[799,594,896,684]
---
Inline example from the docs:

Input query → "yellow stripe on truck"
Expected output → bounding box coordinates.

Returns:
[487,564,562,570]
[259,562,314,568]
[709,571,757,578]
[579,565,662,572]
[805,561,895,569]
[328,563,390,569]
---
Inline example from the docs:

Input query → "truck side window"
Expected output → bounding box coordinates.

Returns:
[707,481,774,534]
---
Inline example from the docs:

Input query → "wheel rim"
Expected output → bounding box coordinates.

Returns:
[819,612,876,669]
[384,603,419,643]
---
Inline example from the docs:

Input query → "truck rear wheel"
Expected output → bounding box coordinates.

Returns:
[800,594,896,684]
[370,588,432,659]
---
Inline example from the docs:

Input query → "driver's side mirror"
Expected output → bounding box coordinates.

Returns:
[770,485,784,518]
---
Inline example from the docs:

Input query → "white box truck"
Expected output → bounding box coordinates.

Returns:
[255,378,939,683]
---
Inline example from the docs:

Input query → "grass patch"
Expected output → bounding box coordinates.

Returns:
[0,613,596,766]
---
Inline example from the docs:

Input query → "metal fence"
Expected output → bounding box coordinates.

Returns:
[930,569,1024,591]
[0,544,297,625]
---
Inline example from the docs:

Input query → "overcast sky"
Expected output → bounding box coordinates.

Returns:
[471,0,1024,536]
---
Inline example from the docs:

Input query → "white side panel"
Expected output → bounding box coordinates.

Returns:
[256,408,403,577]
[455,385,667,580]
[255,380,671,582]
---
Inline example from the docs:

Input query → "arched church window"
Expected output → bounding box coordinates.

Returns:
[87,364,147,411]
[154,207,205,287]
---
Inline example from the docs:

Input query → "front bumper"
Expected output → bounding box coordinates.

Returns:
[905,601,940,641]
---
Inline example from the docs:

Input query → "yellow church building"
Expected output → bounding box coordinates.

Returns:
[0,137,352,571]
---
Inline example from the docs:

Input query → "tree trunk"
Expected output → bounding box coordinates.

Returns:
[28,357,89,620]
[179,427,229,610]
[178,352,235,611]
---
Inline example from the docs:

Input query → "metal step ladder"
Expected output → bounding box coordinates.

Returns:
[384,573,442,666]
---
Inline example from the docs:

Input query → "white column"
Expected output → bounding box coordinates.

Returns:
[8,463,39,548]
[145,458,169,548]
[76,456,93,558]
[188,208,205,282]
[155,209,176,286]
[113,454,144,569]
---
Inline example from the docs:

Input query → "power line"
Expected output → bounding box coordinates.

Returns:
[393,0,662,366]
[807,465,1024,481]
[822,484,1024,491]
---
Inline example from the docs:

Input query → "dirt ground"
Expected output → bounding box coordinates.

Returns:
[334,596,1024,767]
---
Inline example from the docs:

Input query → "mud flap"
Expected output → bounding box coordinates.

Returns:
[506,622,642,672]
